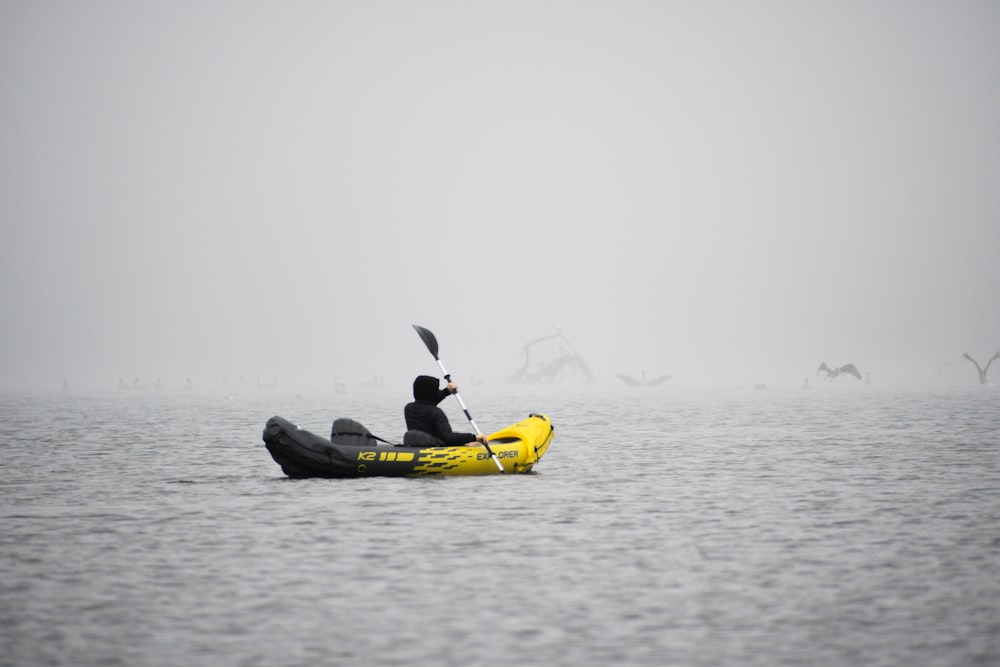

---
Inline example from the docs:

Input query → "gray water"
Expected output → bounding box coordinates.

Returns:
[2,386,998,667]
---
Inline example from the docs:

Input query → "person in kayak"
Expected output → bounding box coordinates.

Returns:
[404,375,489,446]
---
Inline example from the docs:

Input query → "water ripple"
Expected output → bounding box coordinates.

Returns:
[1,388,998,666]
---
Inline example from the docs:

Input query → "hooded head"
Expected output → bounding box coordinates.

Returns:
[413,375,440,401]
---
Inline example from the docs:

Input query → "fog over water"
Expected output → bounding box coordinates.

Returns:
[2,2,998,393]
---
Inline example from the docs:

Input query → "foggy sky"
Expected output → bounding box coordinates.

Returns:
[2,1,998,392]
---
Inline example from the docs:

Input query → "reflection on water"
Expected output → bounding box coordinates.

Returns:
[1,387,998,666]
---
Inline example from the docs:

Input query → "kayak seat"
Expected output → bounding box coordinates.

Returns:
[330,418,381,447]
[402,430,444,447]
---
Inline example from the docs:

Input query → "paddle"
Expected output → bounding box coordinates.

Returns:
[412,324,505,473]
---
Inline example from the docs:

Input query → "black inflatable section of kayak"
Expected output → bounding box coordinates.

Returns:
[263,416,362,478]
[263,415,532,478]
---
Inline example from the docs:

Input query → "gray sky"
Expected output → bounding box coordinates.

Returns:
[2,1,998,391]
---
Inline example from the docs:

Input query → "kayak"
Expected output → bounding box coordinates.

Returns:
[263,413,554,478]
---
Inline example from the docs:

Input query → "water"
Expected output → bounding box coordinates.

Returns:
[2,385,998,667]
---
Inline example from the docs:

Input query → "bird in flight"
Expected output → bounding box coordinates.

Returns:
[617,371,673,388]
[963,352,999,385]
[817,362,862,381]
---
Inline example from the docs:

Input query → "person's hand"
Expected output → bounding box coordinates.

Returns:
[475,434,489,445]
[446,381,458,393]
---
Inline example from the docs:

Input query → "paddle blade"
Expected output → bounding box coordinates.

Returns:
[412,324,439,359]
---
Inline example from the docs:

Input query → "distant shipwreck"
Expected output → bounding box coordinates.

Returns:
[507,327,595,384]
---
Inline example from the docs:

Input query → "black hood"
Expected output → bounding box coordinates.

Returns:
[413,375,440,401]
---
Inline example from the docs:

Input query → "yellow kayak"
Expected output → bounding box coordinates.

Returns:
[263,413,554,478]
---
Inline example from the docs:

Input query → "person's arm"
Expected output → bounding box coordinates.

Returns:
[433,386,450,405]
[431,410,480,446]
[433,381,459,406]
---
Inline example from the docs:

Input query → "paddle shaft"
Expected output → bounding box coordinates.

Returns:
[413,324,504,473]
[434,359,505,473]
[436,365,484,436]
[426,354,504,473]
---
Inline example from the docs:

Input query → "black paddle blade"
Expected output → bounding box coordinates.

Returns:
[412,325,439,359]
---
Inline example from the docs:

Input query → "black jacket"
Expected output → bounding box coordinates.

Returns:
[404,387,477,446]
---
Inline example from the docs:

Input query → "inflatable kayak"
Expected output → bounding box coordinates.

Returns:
[263,413,554,478]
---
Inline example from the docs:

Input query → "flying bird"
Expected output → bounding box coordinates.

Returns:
[817,362,862,381]
[963,352,1000,385]
[617,371,673,388]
